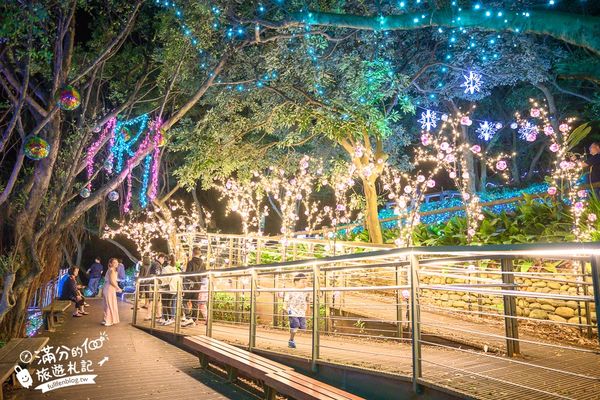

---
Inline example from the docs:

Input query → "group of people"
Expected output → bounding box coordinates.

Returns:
[60,247,312,349]
[60,257,123,326]
[138,246,208,328]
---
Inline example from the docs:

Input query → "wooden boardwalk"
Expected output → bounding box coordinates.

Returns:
[135,310,600,400]
[6,299,254,400]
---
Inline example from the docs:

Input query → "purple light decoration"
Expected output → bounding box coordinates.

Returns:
[148,118,163,202]
[123,171,133,213]
[86,118,116,189]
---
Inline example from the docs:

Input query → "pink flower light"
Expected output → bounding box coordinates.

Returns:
[470,145,481,154]
[530,108,541,118]
[559,123,569,133]
[588,213,597,222]
[547,186,557,196]
[544,126,554,136]
[496,160,507,171]
[549,143,560,152]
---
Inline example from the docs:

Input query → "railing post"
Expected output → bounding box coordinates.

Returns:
[206,274,214,337]
[272,274,279,328]
[409,254,422,394]
[323,270,330,333]
[151,277,158,330]
[590,255,600,346]
[395,265,404,339]
[206,235,212,269]
[132,279,140,325]
[174,276,183,334]
[501,258,520,356]
[249,270,257,351]
[229,238,234,267]
[311,265,320,372]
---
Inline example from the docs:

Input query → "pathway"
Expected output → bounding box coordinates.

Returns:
[6,299,254,400]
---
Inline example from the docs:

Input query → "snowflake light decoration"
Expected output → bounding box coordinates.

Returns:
[418,109,438,132]
[461,71,482,95]
[518,121,539,140]
[476,121,497,141]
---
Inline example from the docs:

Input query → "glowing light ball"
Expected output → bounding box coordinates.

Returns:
[120,126,132,141]
[544,126,554,136]
[559,123,569,133]
[510,122,518,129]
[80,187,91,198]
[441,114,449,121]
[24,136,50,160]
[495,122,503,130]
[549,143,560,153]
[426,179,436,188]
[108,191,119,201]
[460,116,472,126]
[57,86,81,110]
[530,108,541,118]
[588,213,597,222]
[496,160,507,171]
[470,145,481,154]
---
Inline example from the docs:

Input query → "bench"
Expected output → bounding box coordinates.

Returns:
[42,300,71,331]
[0,337,49,400]
[183,335,364,400]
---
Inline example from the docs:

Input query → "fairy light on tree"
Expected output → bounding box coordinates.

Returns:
[218,176,268,235]
[381,164,440,247]
[103,200,211,259]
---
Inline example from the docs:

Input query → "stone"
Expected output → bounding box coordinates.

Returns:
[560,285,570,291]
[449,294,461,301]
[555,307,575,319]
[440,294,449,301]
[541,304,556,312]
[565,301,579,310]
[532,281,547,288]
[453,300,467,308]
[548,314,567,323]
[529,309,548,319]
[568,316,587,325]
[516,306,524,316]
[529,303,542,310]
[548,281,562,290]
[523,308,531,317]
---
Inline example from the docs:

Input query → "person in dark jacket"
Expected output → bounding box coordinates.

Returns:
[181,247,206,327]
[584,142,600,197]
[87,258,104,296]
[60,267,88,317]
[144,253,166,321]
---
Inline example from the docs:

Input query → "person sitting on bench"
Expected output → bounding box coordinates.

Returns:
[61,267,88,317]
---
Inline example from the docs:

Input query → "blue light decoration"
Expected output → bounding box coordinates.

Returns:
[476,121,498,141]
[109,114,150,174]
[376,183,549,229]
[518,120,539,141]
[461,71,482,94]
[139,154,153,208]
[418,109,438,132]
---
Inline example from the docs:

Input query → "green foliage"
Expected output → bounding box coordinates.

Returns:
[565,122,592,151]
[412,196,575,246]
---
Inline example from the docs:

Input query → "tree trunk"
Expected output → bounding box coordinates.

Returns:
[479,157,487,192]
[362,177,383,244]
[511,130,521,184]
[461,126,477,193]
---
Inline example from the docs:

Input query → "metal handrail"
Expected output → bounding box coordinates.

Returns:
[133,241,600,400]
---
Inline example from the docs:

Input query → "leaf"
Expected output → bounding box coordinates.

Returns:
[565,123,591,151]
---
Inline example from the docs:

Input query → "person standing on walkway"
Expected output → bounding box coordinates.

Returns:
[144,253,166,321]
[87,258,104,296]
[102,258,122,326]
[61,267,89,317]
[116,258,127,289]
[159,256,178,326]
[182,247,206,327]
[284,273,310,349]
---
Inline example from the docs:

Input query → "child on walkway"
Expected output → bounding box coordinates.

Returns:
[284,273,309,349]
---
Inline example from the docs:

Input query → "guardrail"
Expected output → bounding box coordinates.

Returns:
[178,232,392,269]
[133,242,600,400]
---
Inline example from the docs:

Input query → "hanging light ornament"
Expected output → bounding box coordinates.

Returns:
[56,86,81,110]
[108,191,119,202]
[80,187,91,198]
[24,136,50,160]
